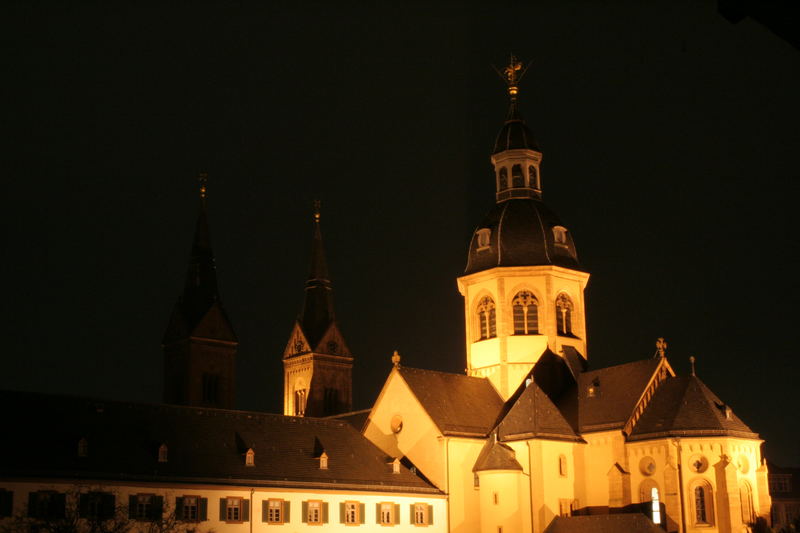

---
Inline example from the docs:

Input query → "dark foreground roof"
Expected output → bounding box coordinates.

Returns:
[629,375,758,440]
[544,514,664,533]
[0,390,438,494]
[398,367,503,437]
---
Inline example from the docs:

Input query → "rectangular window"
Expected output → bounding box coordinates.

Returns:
[344,501,359,525]
[79,492,115,520]
[413,503,431,526]
[307,500,321,525]
[226,497,242,522]
[558,499,572,517]
[129,494,162,521]
[183,496,198,522]
[202,373,220,404]
[266,499,283,524]
[379,503,394,526]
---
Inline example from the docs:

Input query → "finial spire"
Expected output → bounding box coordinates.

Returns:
[198,172,208,201]
[655,337,667,358]
[689,356,696,376]
[313,199,321,223]
[496,54,529,102]
[392,350,401,368]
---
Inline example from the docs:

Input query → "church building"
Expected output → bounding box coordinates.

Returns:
[0,58,772,533]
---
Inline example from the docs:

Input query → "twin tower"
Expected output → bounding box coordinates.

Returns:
[161,189,353,417]
[162,62,590,413]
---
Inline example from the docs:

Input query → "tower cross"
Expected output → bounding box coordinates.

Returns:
[198,172,208,200]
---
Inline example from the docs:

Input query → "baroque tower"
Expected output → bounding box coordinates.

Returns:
[162,176,237,408]
[283,204,353,417]
[457,58,590,400]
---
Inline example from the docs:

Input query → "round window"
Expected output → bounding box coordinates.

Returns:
[390,414,403,434]
[689,455,709,473]
[639,456,656,476]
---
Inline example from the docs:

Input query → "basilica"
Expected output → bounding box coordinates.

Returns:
[0,60,772,533]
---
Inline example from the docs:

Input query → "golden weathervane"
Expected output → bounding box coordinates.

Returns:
[495,53,530,101]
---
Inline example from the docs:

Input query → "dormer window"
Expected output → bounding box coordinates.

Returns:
[553,226,568,247]
[391,458,401,474]
[245,448,255,466]
[319,451,328,470]
[528,165,539,189]
[158,443,168,463]
[498,168,508,190]
[511,164,524,188]
[78,437,88,458]
[476,228,491,250]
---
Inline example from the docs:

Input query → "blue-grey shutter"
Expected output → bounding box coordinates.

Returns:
[0,491,12,518]
[199,498,208,521]
[339,502,345,524]
[322,502,328,524]
[409,504,414,524]
[261,500,268,522]
[359,503,365,524]
[129,495,137,519]
[375,503,380,523]
[394,504,400,525]
[241,500,249,522]
[428,504,433,524]
[219,498,227,521]
[175,497,184,520]
[283,501,290,523]
[301,501,308,523]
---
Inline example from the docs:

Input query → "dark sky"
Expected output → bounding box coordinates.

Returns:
[4,2,799,466]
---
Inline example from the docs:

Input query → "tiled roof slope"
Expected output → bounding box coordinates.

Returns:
[544,514,664,533]
[497,380,580,442]
[0,390,438,493]
[326,409,371,432]
[473,439,523,472]
[629,375,758,440]
[398,367,504,437]
[568,358,662,432]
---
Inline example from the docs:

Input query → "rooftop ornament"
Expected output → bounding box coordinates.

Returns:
[391,350,401,368]
[655,337,667,358]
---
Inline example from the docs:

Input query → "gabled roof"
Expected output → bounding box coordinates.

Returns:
[573,358,663,432]
[473,438,522,472]
[497,380,580,442]
[398,367,503,437]
[629,375,758,440]
[0,390,438,493]
[544,514,664,533]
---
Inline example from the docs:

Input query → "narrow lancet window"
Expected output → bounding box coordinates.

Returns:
[477,297,497,340]
[498,168,508,191]
[528,165,539,188]
[556,294,574,335]
[512,291,539,334]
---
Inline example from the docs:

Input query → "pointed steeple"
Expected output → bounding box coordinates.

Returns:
[300,201,335,348]
[181,173,220,326]
[162,174,237,409]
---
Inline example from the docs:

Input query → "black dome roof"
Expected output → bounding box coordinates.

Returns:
[493,104,540,154]
[465,198,580,275]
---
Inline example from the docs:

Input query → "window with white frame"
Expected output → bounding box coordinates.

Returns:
[266,499,283,524]
[379,502,395,525]
[307,500,322,524]
[413,503,432,526]
[226,497,242,522]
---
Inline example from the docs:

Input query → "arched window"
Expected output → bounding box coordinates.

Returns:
[740,482,754,525]
[558,455,568,477]
[511,164,524,188]
[294,388,307,416]
[498,168,508,190]
[639,480,661,525]
[528,165,538,188]
[512,291,539,335]
[477,297,497,340]
[555,294,574,335]
[692,481,715,526]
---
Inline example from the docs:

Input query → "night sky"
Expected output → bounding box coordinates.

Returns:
[4,3,799,466]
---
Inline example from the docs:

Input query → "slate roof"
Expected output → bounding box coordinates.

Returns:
[398,367,504,437]
[497,380,580,442]
[570,358,662,432]
[629,375,758,440]
[0,390,438,493]
[544,514,664,533]
[493,102,540,154]
[465,198,581,275]
[326,409,371,432]
[472,439,523,472]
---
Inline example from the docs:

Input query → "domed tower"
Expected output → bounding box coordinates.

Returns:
[456,57,589,400]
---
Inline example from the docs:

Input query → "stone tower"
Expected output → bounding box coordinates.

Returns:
[457,58,590,400]
[162,177,237,408]
[283,205,353,417]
